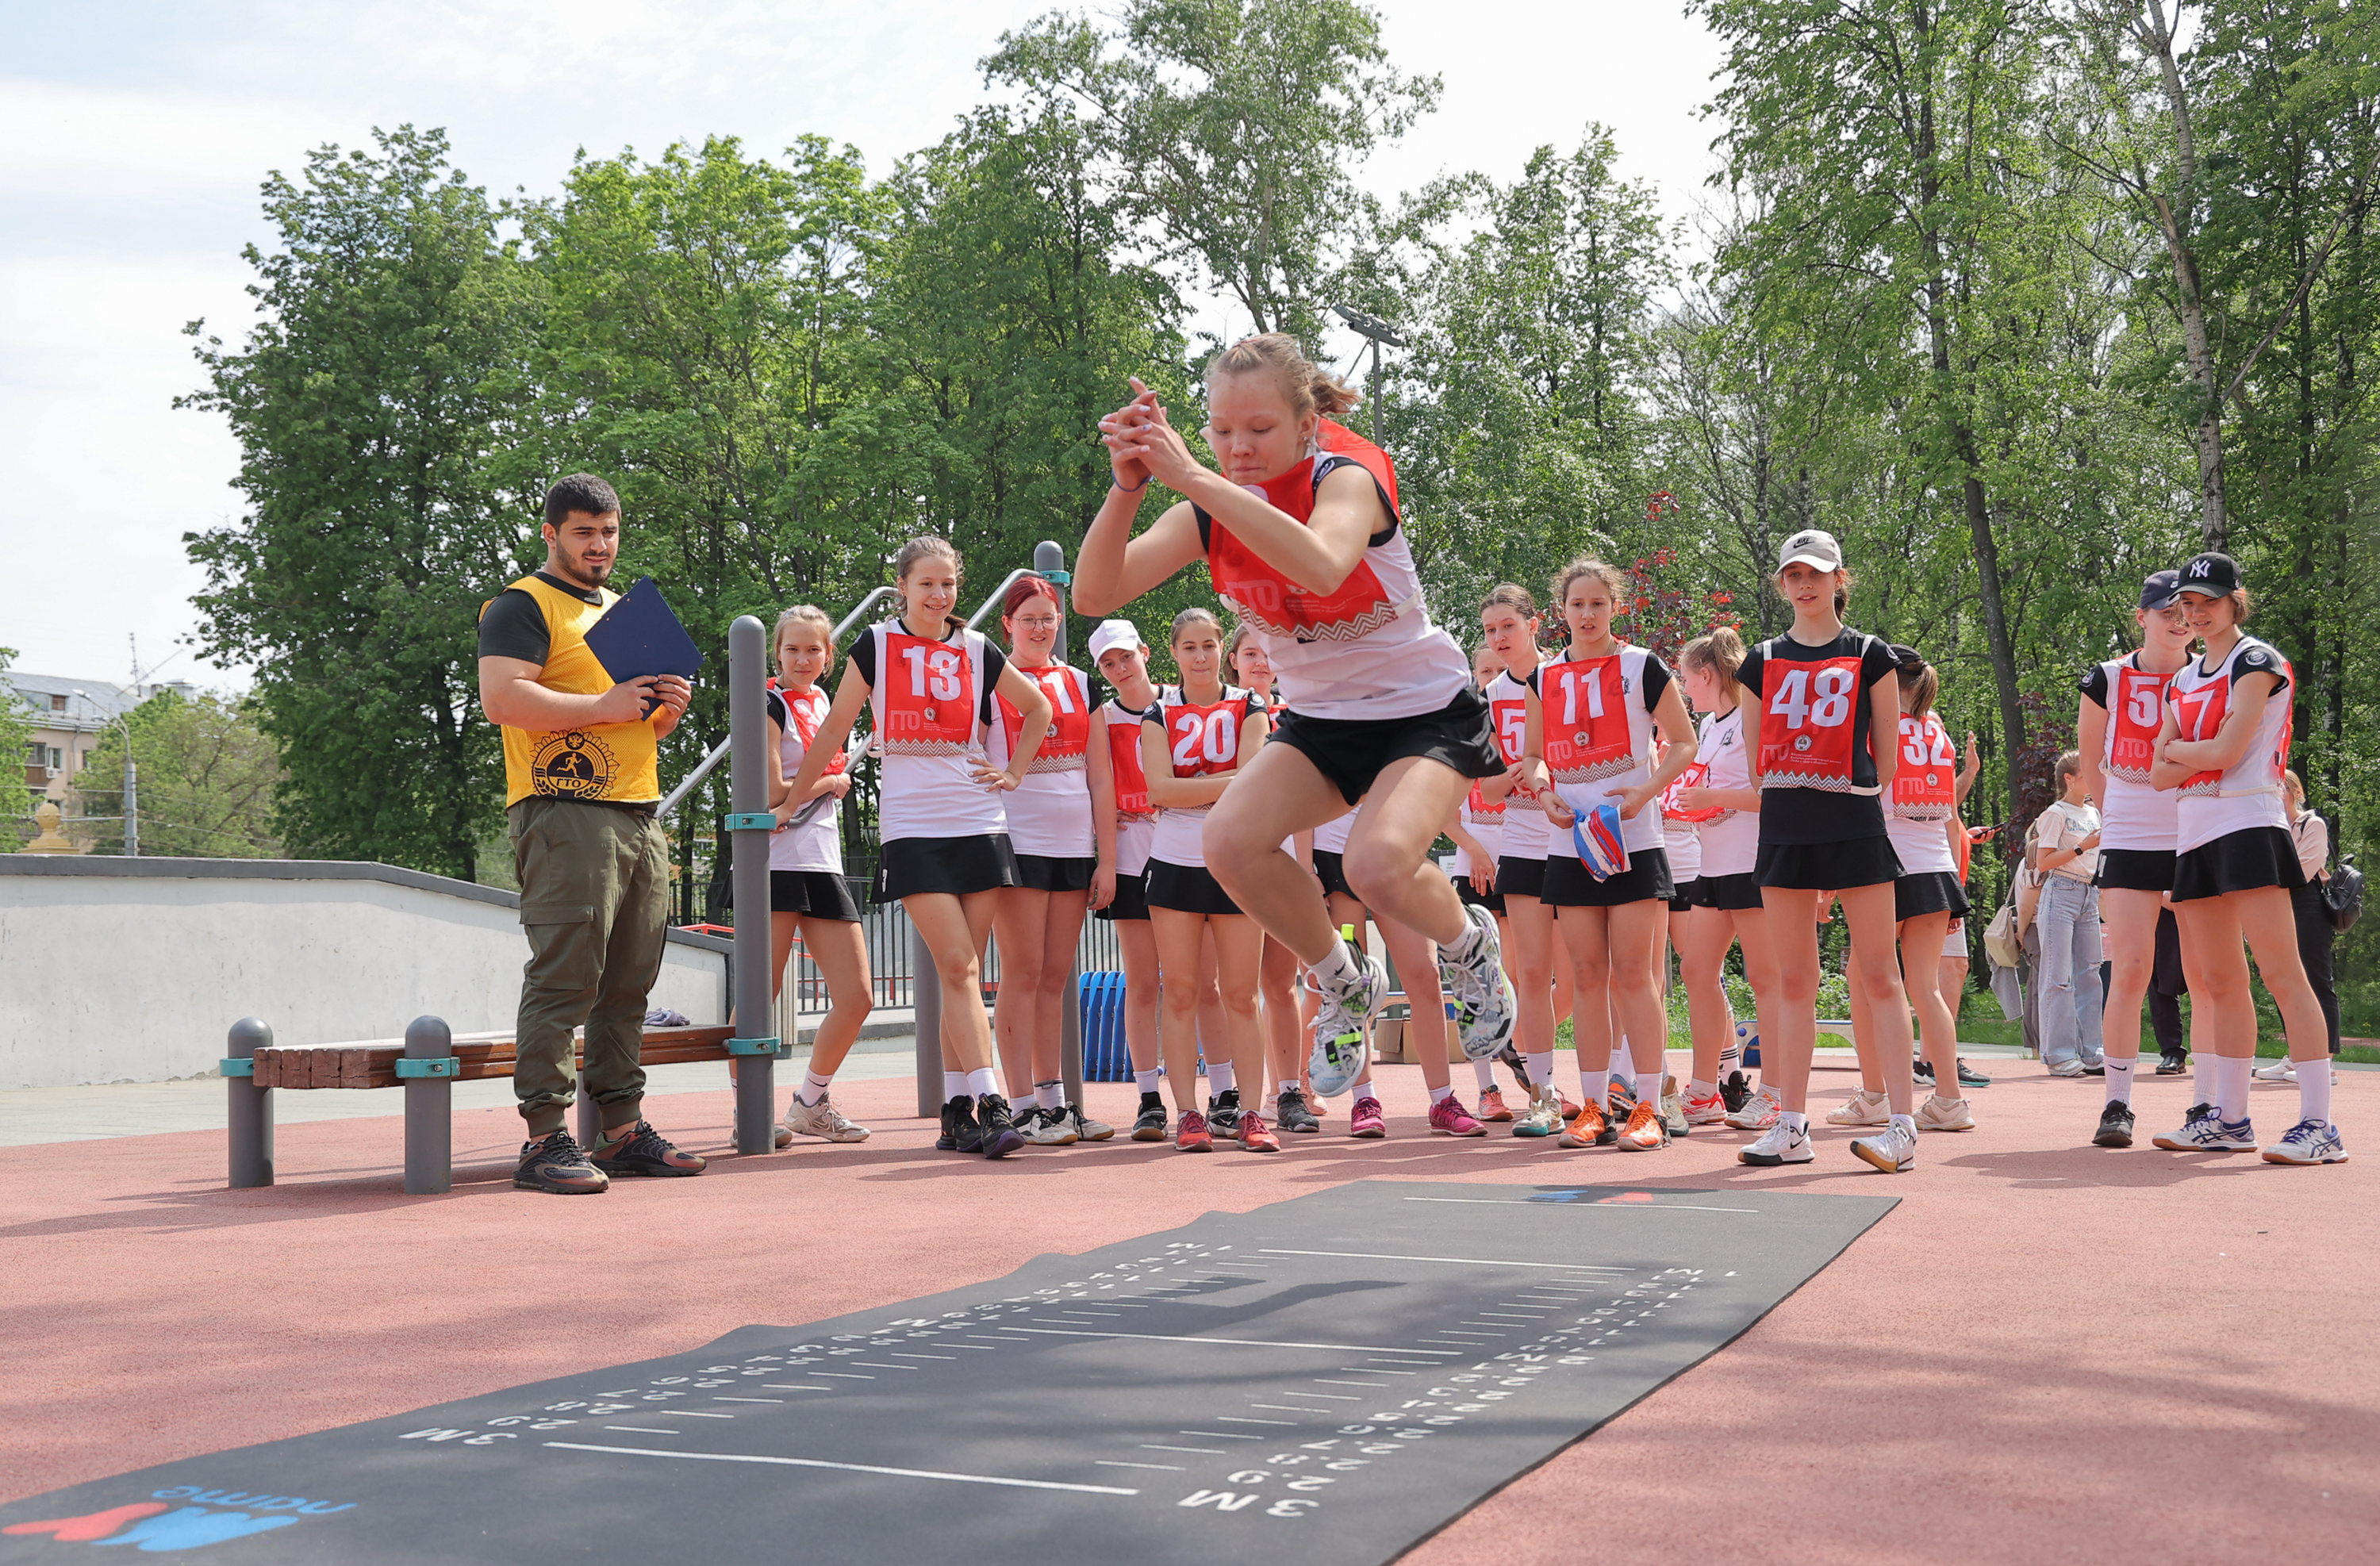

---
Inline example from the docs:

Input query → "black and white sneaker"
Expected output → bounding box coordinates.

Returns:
[1130,1092,1169,1142]
[1739,1119,1813,1166]
[939,1095,983,1154]
[1207,1089,1243,1138]
[1956,1059,1993,1089]
[2094,1101,2136,1148]
[2155,1050,2188,1076]
[1276,1086,1322,1133]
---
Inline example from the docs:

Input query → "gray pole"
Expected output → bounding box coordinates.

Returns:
[226,1016,273,1188]
[402,1015,453,1196]
[727,614,778,1154]
[912,940,944,1119]
[1035,538,1086,1109]
[123,752,137,858]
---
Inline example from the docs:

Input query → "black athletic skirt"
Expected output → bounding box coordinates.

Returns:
[1498,854,1549,901]
[770,869,862,921]
[1894,869,1971,922]
[2096,848,2176,894]
[1096,869,1150,923]
[1311,847,1357,900]
[1013,852,1096,893]
[1457,875,1507,917]
[1756,835,1902,891]
[2172,826,2305,902]
[1668,881,1696,915]
[1545,846,1674,908]
[877,833,1019,901]
[1270,688,1502,806]
[1686,869,1763,912]
[1146,858,1243,916]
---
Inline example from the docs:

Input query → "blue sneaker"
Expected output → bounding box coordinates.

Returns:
[1438,902,1518,1061]
[1307,930,1388,1098]
[2262,1119,2348,1165]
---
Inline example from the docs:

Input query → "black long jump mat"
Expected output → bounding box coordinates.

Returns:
[0,1180,1892,1563]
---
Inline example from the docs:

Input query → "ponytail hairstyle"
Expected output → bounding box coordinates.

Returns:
[2054,750,2083,789]
[1480,581,1539,620]
[998,573,1063,651]
[1835,568,1858,617]
[1171,605,1224,647]
[1207,332,1362,424]
[770,604,837,679]
[1680,625,1748,685]
[892,535,965,631]
[1890,643,1939,721]
[1550,555,1628,612]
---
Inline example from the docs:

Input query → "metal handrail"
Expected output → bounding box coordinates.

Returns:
[657,585,900,820]
[964,568,1036,631]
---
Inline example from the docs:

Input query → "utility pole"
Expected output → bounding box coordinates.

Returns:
[124,634,140,858]
[1331,304,1406,450]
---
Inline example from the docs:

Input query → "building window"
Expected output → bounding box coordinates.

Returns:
[49,693,67,712]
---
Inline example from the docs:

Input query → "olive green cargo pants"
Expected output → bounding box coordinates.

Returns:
[509,796,670,1136]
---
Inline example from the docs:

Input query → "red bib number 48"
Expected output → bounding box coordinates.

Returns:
[1758,658,1861,788]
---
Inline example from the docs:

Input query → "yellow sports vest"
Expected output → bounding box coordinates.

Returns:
[484,574,662,807]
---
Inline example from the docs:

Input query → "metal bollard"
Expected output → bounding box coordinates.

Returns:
[912,931,945,1119]
[225,1017,274,1188]
[401,1015,455,1196]
[727,613,780,1154]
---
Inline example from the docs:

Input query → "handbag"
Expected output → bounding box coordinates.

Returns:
[1983,899,2025,970]
[2321,855,2363,934]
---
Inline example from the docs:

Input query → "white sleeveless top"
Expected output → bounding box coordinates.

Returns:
[1693,706,1758,878]
[2085,652,2181,854]
[2167,635,2292,854]
[1484,668,1550,860]
[986,662,1093,858]
[863,620,1008,844]
[767,685,843,873]
[1538,643,1670,855]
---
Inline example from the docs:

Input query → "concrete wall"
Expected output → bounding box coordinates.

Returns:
[0,858,727,1089]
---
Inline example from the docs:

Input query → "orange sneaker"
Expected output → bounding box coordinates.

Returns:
[1477,1086,1514,1122]
[1616,1099,1669,1151]
[1557,1100,1610,1149]
[1176,1109,1213,1153]
[1237,1108,1281,1153]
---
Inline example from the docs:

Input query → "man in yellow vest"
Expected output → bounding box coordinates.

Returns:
[477,474,705,1193]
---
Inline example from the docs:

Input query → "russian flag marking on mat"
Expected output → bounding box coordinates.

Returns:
[1572,804,1629,881]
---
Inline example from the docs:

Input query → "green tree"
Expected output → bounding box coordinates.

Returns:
[182,125,536,880]
[71,689,284,858]
[0,647,36,834]
[985,0,1439,343]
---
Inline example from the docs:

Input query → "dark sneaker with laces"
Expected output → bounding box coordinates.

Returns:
[2094,1100,2136,1148]
[1130,1092,1169,1142]
[1912,1055,1934,1085]
[589,1120,705,1178]
[1719,1069,1752,1115]
[976,1094,1027,1158]
[1276,1086,1322,1133]
[2156,1049,2188,1076]
[515,1130,609,1194]
[1957,1059,1992,1089]
[1498,1042,1534,1092]
[939,1095,983,1153]
[1207,1089,1243,1138]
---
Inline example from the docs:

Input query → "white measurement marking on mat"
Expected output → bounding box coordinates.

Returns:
[547,1443,1138,1495]
[1260,1247,1631,1272]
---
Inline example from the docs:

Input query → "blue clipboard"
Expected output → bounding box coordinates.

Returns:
[583,577,703,716]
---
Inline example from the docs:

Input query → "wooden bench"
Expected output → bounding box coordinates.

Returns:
[225,1019,750,1195]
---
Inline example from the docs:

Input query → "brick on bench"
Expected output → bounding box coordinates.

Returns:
[251,1027,737,1090]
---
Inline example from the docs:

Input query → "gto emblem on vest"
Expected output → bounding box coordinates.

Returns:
[532,731,617,798]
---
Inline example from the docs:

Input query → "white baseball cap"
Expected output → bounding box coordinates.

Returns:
[1088,620,1144,663]
[1777,528,1844,572]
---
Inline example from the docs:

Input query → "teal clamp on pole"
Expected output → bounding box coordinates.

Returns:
[220,1057,256,1077]
[727,1035,784,1056]
[393,1057,460,1079]
[1042,569,1070,584]
[724,812,775,831]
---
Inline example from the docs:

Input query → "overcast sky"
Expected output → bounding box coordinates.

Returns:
[0,0,1728,686]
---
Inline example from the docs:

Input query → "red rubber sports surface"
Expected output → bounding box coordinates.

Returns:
[3,1059,2372,1561]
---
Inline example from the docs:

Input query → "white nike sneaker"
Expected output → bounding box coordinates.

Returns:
[1825,1088,1891,1127]
[1739,1118,1812,1165]
[1849,1119,1917,1173]
[1307,935,1389,1098]
[783,1092,870,1143]
[2251,1058,2297,1082]
[1725,1083,1782,1131]
[1438,902,1518,1061]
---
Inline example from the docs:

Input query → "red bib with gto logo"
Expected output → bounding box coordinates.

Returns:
[877,628,979,755]
[997,664,1088,773]
[1105,702,1154,819]
[1540,651,1641,784]
[2105,662,2167,785]
[1487,674,1541,812]
[1203,420,1406,645]
[783,684,846,777]
[1162,690,1255,781]
[1466,780,1505,820]
[1662,761,1723,823]
[1756,650,1867,791]
[1892,712,1957,819]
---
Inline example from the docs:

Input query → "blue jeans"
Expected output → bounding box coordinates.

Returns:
[2036,877,2104,1068]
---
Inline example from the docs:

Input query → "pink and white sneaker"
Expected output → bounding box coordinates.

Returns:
[1428,1096,1488,1138]
[1682,1087,1730,1126]
[1349,1096,1388,1138]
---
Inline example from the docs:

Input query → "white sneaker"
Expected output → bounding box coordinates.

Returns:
[2261,1118,2348,1165]
[1916,1095,1975,1132]
[2251,1058,2297,1082]
[1019,1104,1080,1146]
[1512,1082,1566,1138]
[1725,1083,1782,1131]
[1660,1076,1690,1139]
[2046,1058,2088,1078]
[1739,1118,1813,1165]
[1438,902,1518,1061]
[1825,1088,1891,1127]
[1307,936,1389,1097]
[783,1092,870,1143]
[1850,1119,1917,1173]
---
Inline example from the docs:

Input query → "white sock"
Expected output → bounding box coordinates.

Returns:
[943,1071,966,1101]
[1207,1061,1236,1096]
[1889,1112,1916,1136]
[1036,1080,1063,1111]
[1445,913,1488,958]
[1635,1070,1664,1107]
[1134,1068,1162,1095]
[1310,938,1362,988]
[1526,1051,1554,1088]
[967,1067,998,1100]
[1780,1109,1808,1133]
[2298,1057,2333,1124]
[1472,1057,1498,1092]
[2217,1056,2252,1121]
[1429,1084,1455,1104]
[799,1069,832,1106]
[2103,1056,2136,1106]
[1580,1068,1609,1106]
[1688,1078,1717,1100]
